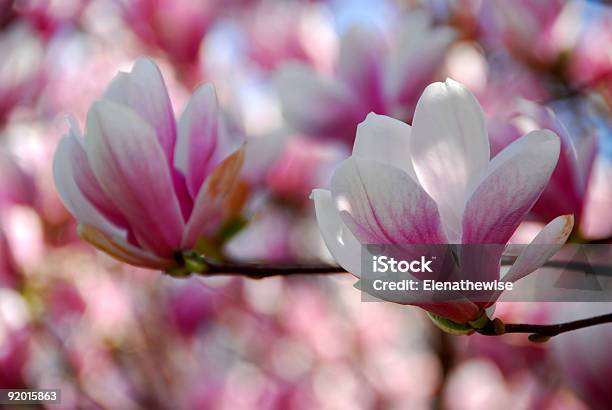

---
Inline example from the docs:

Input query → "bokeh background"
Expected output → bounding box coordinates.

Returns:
[0,0,611,408]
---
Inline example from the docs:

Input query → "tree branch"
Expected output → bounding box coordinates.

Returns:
[177,254,610,279]
[202,258,346,278]
[476,313,612,342]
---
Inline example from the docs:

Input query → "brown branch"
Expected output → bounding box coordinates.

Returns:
[179,254,609,279]
[476,313,612,342]
[201,258,346,278]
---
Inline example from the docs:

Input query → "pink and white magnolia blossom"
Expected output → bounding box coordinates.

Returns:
[53,58,247,271]
[312,79,573,324]
[276,12,455,145]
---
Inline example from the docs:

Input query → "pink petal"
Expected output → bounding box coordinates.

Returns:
[103,58,177,162]
[85,99,184,257]
[174,84,234,198]
[78,224,174,270]
[182,146,247,248]
[53,134,124,239]
[331,157,447,245]
[410,79,490,241]
[462,129,560,244]
[56,119,127,228]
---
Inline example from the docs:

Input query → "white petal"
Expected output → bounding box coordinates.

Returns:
[410,79,489,240]
[353,113,417,180]
[503,215,574,283]
[103,58,177,160]
[312,189,363,277]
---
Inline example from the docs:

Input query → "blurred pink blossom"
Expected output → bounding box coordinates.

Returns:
[0,24,45,126]
[119,0,218,82]
[53,58,248,270]
[13,0,89,39]
[490,0,567,66]
[266,136,344,205]
[242,1,335,73]
[313,79,571,323]
[167,278,216,337]
[552,303,612,410]
[276,11,455,145]
[489,100,597,232]
[581,158,612,240]
[0,327,29,388]
[566,10,612,89]
[0,149,36,210]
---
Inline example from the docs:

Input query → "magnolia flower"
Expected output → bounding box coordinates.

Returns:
[312,79,573,324]
[53,58,247,271]
[276,12,455,145]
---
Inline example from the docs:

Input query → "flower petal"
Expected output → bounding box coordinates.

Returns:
[56,119,128,228]
[410,78,490,241]
[182,146,247,248]
[337,26,387,113]
[275,63,364,142]
[353,113,417,180]
[78,224,174,270]
[462,130,560,244]
[85,99,184,257]
[53,131,124,238]
[503,215,574,283]
[312,188,362,276]
[174,84,231,198]
[385,12,456,114]
[331,157,446,245]
[103,58,177,161]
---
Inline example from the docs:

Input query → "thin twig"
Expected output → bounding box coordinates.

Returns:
[202,258,346,278]
[476,313,612,342]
